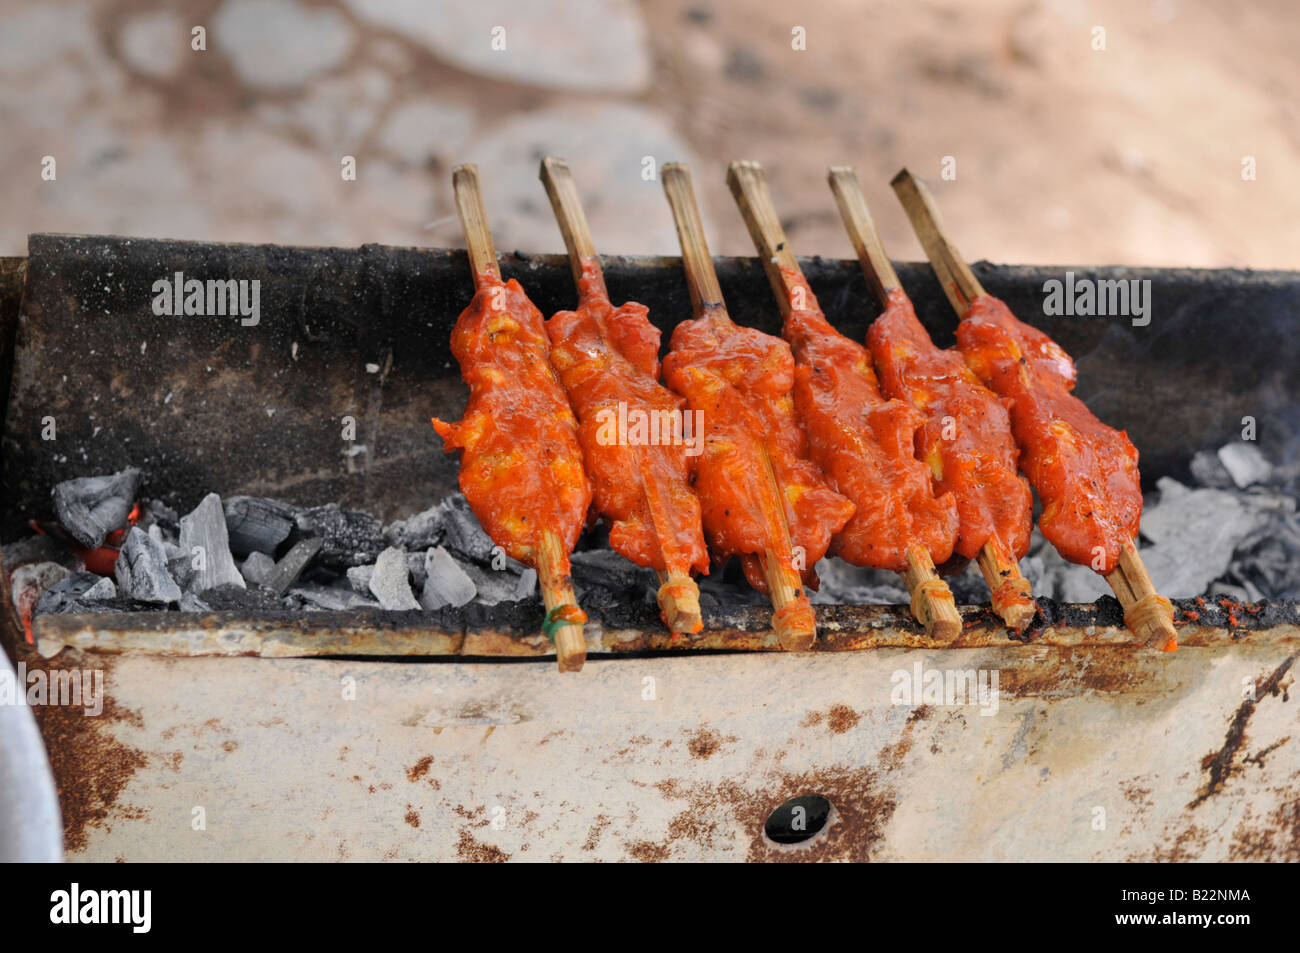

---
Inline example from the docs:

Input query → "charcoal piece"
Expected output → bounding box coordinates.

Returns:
[223,496,298,555]
[515,568,538,600]
[179,493,246,592]
[368,547,420,610]
[407,551,428,590]
[346,564,375,594]
[461,562,527,606]
[148,523,176,549]
[179,592,211,612]
[168,554,196,591]
[290,584,351,610]
[383,502,442,551]
[34,572,119,616]
[138,499,180,541]
[290,583,378,611]
[262,537,324,596]
[295,503,384,567]
[114,527,182,603]
[420,546,476,610]
[51,467,141,549]
[387,493,496,564]
[25,566,84,615]
[1189,449,1234,489]
[939,563,989,605]
[198,584,286,611]
[570,549,657,604]
[1,535,82,572]
[1217,443,1272,488]
[240,551,276,588]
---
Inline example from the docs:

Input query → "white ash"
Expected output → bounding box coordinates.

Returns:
[240,551,276,588]
[114,527,182,603]
[809,557,910,606]
[368,546,421,610]
[178,493,246,592]
[51,467,141,548]
[1216,443,1273,489]
[420,545,476,610]
[1024,441,1299,602]
[345,564,374,594]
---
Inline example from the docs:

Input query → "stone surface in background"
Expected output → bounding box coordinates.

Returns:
[213,0,355,89]
[118,9,187,79]
[460,103,694,256]
[340,0,650,92]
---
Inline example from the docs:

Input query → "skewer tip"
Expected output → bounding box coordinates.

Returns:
[889,167,915,189]
[903,546,963,641]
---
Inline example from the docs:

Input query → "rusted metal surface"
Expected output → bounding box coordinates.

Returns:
[31,597,1300,660]
[42,644,1298,862]
[4,235,1299,534]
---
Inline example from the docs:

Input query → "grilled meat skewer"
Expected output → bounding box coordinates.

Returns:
[827,166,1036,631]
[539,157,708,636]
[432,164,594,671]
[660,163,855,651]
[727,160,962,639]
[891,168,1178,651]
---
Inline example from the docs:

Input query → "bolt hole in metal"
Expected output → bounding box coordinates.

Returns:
[764,794,832,845]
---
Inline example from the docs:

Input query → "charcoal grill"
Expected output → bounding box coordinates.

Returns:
[1,234,1297,861]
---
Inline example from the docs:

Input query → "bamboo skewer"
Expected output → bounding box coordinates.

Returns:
[889,167,1177,650]
[727,159,961,640]
[828,165,1036,631]
[451,163,587,672]
[539,157,704,637]
[661,162,817,651]
[451,164,502,288]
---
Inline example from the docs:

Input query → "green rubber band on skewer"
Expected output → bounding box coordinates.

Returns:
[542,605,582,644]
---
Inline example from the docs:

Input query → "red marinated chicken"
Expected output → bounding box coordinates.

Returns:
[432,273,593,569]
[782,268,957,571]
[662,304,856,594]
[546,259,709,582]
[868,289,1034,566]
[957,295,1140,572]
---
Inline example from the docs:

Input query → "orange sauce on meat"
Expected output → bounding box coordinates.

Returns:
[868,290,1032,562]
[432,272,592,566]
[781,269,957,572]
[957,295,1141,572]
[546,259,708,577]
[662,303,855,593]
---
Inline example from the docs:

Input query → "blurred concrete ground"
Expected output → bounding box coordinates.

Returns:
[1,0,1296,268]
